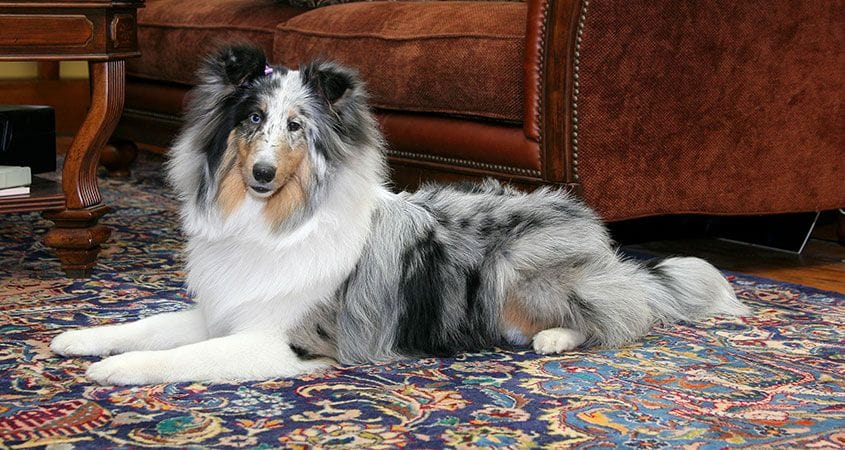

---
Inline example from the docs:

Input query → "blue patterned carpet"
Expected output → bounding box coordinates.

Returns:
[1,155,843,449]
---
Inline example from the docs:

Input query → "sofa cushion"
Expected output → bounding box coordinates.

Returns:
[275,1,526,122]
[127,0,305,85]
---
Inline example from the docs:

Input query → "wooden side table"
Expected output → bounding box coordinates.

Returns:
[0,0,144,276]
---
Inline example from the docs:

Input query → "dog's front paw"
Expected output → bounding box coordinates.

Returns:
[51,329,114,357]
[86,352,166,385]
[532,328,586,354]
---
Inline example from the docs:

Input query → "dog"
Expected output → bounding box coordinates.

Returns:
[51,44,749,385]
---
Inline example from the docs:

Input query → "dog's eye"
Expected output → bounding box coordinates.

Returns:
[249,113,262,124]
[287,121,301,132]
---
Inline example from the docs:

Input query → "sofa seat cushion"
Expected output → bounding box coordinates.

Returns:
[275,1,526,122]
[127,0,305,85]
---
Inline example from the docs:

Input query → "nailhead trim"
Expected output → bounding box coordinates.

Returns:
[571,0,590,182]
[534,0,550,141]
[387,150,542,177]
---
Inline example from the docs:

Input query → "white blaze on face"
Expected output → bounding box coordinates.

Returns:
[252,71,308,172]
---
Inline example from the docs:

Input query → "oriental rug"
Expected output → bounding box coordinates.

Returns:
[1,155,843,449]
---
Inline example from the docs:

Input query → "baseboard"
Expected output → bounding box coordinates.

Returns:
[114,107,181,152]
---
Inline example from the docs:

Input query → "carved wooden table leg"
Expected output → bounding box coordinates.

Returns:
[44,60,125,277]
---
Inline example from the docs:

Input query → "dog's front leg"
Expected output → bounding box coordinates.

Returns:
[85,331,332,385]
[51,308,208,357]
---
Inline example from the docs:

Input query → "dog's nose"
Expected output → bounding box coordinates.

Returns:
[252,164,276,183]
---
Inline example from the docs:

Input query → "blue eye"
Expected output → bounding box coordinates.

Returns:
[249,113,262,124]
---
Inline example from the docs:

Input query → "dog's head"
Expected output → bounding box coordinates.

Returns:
[178,44,383,227]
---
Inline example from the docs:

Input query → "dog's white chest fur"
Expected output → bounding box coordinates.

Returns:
[184,185,377,337]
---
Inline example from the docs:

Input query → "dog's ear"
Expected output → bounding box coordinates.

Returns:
[301,60,361,106]
[200,44,267,86]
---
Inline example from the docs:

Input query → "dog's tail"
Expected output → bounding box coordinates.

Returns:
[573,256,750,347]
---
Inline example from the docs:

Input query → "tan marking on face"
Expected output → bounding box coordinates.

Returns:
[501,293,550,338]
[218,165,247,217]
[263,141,311,228]
[237,132,257,179]
[216,132,247,217]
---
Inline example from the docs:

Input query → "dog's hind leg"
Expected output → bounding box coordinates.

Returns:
[515,256,747,353]
[85,331,332,385]
[499,266,588,349]
[51,309,208,357]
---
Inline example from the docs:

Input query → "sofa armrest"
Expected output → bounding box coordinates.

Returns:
[524,0,583,186]
[530,0,844,220]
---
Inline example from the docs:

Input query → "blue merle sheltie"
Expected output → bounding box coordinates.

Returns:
[51,44,749,385]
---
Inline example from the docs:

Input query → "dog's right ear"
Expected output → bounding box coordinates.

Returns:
[199,44,267,86]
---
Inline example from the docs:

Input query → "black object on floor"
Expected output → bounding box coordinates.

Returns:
[0,105,57,174]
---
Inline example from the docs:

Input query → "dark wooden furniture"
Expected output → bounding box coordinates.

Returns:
[0,0,143,276]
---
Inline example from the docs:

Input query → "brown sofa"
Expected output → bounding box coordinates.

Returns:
[114,0,845,221]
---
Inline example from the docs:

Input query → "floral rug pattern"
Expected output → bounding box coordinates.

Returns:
[1,156,843,449]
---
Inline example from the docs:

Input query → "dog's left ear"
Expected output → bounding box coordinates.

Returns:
[200,43,268,86]
[301,60,360,106]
